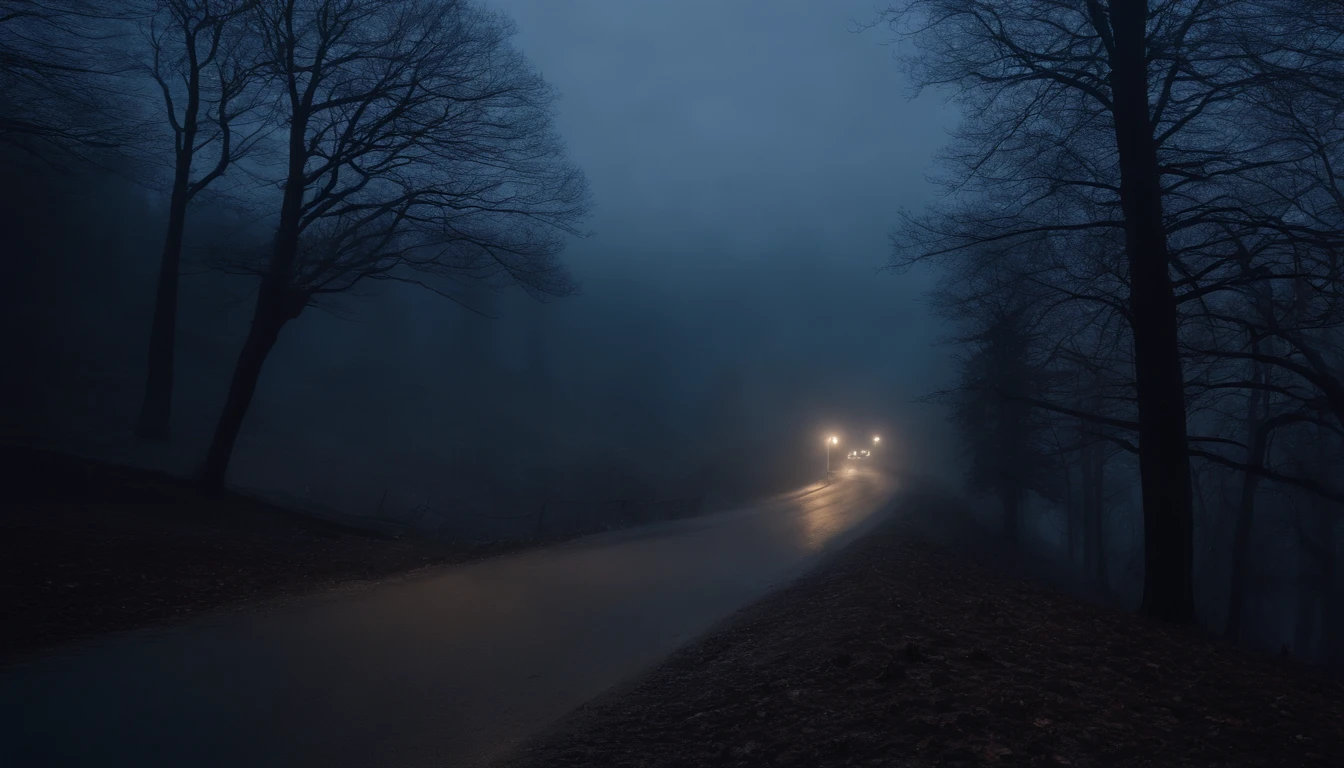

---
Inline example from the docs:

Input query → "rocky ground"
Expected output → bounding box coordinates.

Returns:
[499,487,1344,768]
[1,448,492,661]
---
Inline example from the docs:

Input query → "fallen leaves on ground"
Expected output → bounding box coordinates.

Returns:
[500,489,1344,768]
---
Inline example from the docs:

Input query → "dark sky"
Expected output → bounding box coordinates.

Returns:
[489,0,960,469]
[496,0,952,274]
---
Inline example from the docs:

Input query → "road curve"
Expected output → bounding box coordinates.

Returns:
[1,465,898,767]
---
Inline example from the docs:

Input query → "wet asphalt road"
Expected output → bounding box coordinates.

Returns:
[1,465,898,767]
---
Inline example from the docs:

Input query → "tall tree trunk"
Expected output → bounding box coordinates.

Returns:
[1224,455,1262,642]
[1304,459,1339,665]
[198,96,313,491]
[1082,442,1098,580]
[1294,579,1318,661]
[198,82,313,491]
[134,179,192,440]
[136,38,204,441]
[1321,556,1340,669]
[1323,598,1342,670]
[199,280,296,492]
[1312,433,1340,667]
[1002,487,1020,545]
[1090,441,1109,594]
[1104,0,1195,622]
[1063,449,1077,567]
[1225,359,1268,640]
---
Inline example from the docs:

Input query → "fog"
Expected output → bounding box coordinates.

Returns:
[5,0,1344,692]
[3,0,957,536]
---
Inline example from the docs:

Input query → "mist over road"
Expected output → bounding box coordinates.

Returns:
[1,466,898,767]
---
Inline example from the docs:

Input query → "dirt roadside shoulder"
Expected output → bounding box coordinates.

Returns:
[1,448,508,662]
[496,487,1344,768]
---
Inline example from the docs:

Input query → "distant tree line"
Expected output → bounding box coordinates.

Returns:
[883,0,1344,663]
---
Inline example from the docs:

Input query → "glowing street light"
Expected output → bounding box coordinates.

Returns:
[826,435,839,475]
[873,435,881,444]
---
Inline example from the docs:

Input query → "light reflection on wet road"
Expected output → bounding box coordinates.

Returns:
[0,466,897,767]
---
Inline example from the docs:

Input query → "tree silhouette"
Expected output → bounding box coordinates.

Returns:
[199,0,590,490]
[942,303,1061,543]
[0,0,133,160]
[134,0,267,440]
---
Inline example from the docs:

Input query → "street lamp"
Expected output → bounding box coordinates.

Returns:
[826,435,838,475]
[873,436,881,445]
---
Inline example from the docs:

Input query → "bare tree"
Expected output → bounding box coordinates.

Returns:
[933,296,1063,544]
[199,0,590,490]
[134,0,267,440]
[0,0,136,160]
[875,0,1307,622]
[924,223,1132,587]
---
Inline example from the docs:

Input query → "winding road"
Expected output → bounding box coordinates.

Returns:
[1,465,898,767]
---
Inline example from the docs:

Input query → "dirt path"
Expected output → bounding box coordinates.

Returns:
[498,488,1344,768]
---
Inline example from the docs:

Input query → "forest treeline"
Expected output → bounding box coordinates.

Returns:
[1,0,833,529]
[886,1,1344,665]
[1,0,590,489]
